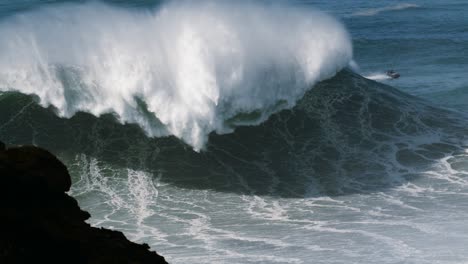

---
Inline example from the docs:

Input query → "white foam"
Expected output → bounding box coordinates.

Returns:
[0,1,352,150]
[351,3,420,17]
[127,169,159,224]
[364,73,392,81]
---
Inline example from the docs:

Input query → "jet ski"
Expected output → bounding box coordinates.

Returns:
[386,70,400,79]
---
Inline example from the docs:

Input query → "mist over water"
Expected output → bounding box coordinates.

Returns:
[0,1,351,150]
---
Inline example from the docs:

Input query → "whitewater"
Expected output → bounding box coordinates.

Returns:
[0,1,351,150]
[1,0,468,263]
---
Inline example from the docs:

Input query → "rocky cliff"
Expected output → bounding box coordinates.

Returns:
[0,141,167,264]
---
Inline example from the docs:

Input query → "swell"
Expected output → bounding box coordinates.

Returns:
[0,1,352,151]
[1,70,467,197]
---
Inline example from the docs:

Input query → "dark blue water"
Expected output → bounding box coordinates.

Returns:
[292,0,468,111]
[342,1,468,111]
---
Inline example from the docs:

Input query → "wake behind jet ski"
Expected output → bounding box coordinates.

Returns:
[386,70,400,79]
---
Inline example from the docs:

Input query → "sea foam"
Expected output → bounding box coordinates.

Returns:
[0,1,352,150]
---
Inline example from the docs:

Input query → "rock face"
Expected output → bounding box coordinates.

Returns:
[0,141,168,264]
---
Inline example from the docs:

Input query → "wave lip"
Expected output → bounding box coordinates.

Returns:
[0,1,352,150]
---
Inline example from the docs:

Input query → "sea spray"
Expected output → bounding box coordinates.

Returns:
[0,1,352,150]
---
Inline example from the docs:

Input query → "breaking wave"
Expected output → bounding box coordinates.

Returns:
[0,1,352,150]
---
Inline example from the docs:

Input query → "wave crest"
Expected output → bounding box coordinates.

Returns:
[0,1,352,150]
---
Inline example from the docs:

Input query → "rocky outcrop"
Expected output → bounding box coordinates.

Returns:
[0,141,167,264]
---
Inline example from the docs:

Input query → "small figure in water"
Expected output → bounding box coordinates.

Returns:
[386,70,400,79]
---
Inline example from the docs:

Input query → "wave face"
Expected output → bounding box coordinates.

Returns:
[2,70,468,263]
[2,70,467,196]
[0,1,352,150]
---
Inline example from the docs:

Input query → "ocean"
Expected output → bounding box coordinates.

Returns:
[1,1,468,263]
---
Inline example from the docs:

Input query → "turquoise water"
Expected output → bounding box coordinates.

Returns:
[1,1,468,263]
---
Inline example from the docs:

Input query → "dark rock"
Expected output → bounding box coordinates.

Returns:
[2,146,71,193]
[0,143,168,264]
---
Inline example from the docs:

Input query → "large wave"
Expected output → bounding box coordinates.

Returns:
[0,1,352,150]
[2,70,467,197]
